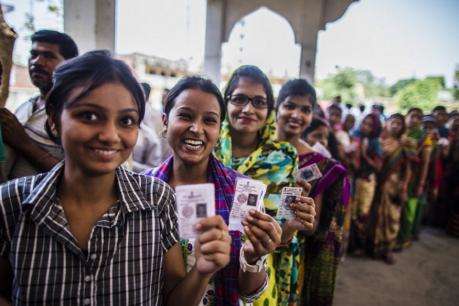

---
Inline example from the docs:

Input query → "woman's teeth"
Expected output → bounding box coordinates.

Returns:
[93,148,117,158]
[183,139,204,151]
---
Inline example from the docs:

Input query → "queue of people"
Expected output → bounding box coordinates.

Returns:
[320,98,459,265]
[0,29,456,306]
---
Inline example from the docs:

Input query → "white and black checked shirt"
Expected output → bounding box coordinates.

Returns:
[0,162,178,305]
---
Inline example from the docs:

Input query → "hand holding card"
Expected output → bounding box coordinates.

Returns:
[195,215,231,276]
[241,210,281,264]
[280,179,317,245]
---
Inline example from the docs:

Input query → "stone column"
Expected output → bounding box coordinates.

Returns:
[63,0,116,54]
[204,0,225,85]
[299,39,317,83]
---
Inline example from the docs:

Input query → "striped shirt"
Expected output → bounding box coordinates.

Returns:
[0,162,178,305]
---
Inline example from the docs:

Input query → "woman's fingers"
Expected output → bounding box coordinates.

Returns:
[244,226,267,255]
[294,211,315,224]
[200,239,231,255]
[196,215,228,232]
[199,228,225,244]
[296,179,311,196]
[245,211,281,243]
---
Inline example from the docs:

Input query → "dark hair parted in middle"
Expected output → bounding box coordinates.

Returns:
[46,50,146,143]
[223,65,275,114]
[276,78,317,109]
[164,76,226,121]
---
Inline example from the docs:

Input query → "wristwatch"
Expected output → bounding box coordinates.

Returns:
[239,246,267,273]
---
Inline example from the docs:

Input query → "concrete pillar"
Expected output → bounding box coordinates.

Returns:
[299,42,317,83]
[204,0,225,85]
[63,0,116,54]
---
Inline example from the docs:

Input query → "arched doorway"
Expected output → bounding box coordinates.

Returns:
[221,7,300,92]
[203,0,358,85]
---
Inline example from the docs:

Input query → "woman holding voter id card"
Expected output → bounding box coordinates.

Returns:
[146,76,285,306]
[276,79,350,306]
[0,51,227,306]
[214,66,317,306]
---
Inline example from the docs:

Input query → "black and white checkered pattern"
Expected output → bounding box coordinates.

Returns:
[0,162,178,305]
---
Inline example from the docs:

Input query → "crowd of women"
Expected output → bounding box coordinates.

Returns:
[0,49,457,306]
[320,99,458,265]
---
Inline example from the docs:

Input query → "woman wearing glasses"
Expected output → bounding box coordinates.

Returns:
[215,66,316,306]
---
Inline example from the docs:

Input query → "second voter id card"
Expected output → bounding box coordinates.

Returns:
[229,178,267,232]
[277,187,303,221]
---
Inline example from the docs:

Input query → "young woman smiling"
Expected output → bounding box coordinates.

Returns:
[146,76,281,306]
[0,51,229,306]
[275,79,350,306]
[215,67,317,306]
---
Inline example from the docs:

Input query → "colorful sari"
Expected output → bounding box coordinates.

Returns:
[349,134,382,252]
[368,137,408,255]
[215,112,298,306]
[397,128,431,247]
[146,155,244,306]
[289,152,350,306]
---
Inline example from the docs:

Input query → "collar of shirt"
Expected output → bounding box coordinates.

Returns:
[22,161,155,228]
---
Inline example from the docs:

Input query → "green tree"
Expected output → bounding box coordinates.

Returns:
[395,78,442,112]
[389,78,417,96]
[318,67,358,104]
[317,67,388,104]
[356,69,388,98]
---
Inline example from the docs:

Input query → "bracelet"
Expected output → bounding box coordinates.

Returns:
[239,246,267,273]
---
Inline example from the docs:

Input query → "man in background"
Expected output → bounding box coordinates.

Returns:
[0,30,78,180]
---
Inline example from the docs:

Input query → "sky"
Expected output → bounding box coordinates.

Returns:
[4,0,459,86]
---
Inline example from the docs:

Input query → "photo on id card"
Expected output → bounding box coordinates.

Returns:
[229,178,267,232]
[277,187,302,221]
[175,183,215,239]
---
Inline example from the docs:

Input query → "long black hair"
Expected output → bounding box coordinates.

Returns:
[46,50,145,143]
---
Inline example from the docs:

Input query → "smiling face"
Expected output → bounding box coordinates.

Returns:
[165,88,221,166]
[55,82,139,176]
[227,77,269,135]
[277,95,313,138]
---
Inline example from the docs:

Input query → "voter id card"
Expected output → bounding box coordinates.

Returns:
[296,163,322,183]
[277,187,303,221]
[229,178,267,232]
[175,183,215,239]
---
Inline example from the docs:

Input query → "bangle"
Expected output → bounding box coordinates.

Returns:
[240,246,267,273]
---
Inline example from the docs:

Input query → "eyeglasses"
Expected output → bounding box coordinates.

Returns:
[228,94,268,110]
